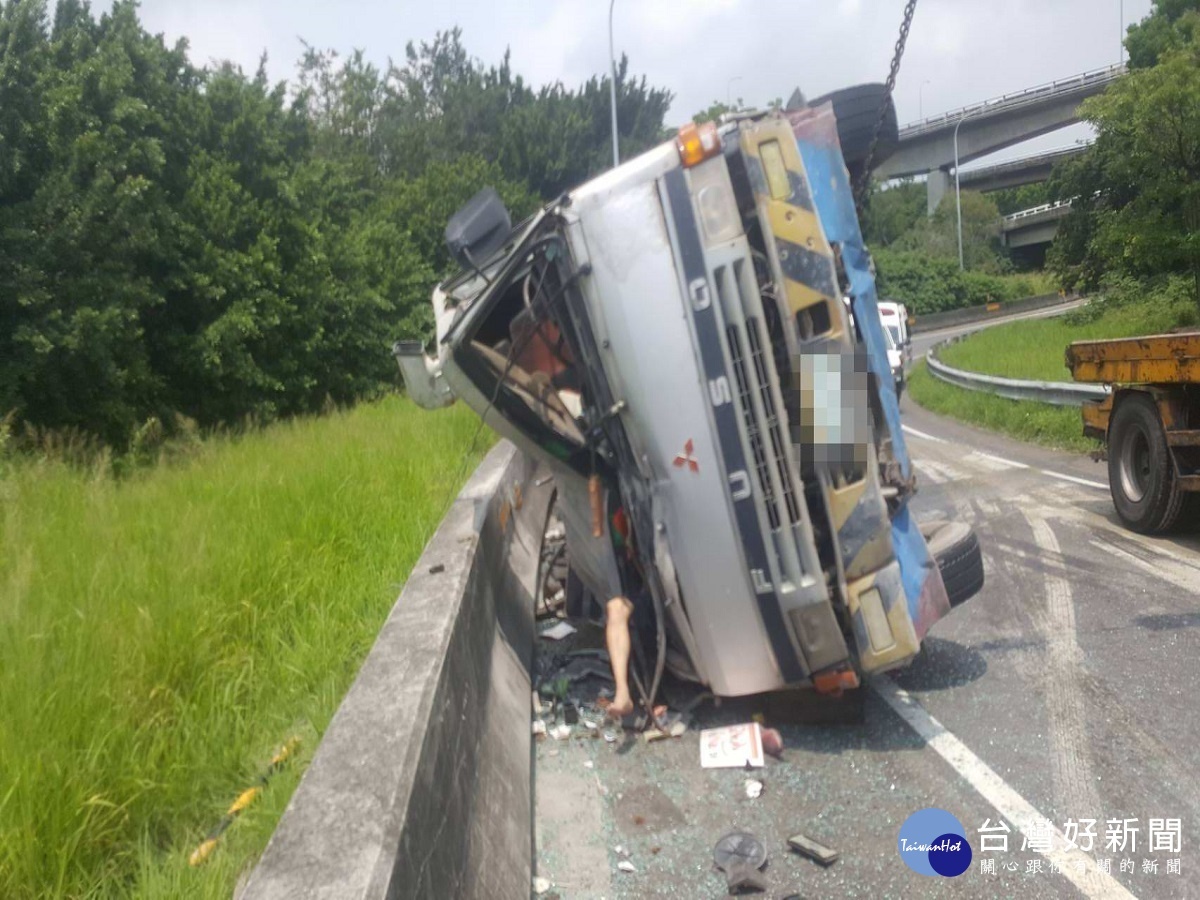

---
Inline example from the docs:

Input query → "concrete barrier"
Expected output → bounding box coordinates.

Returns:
[909,292,1075,335]
[241,441,551,900]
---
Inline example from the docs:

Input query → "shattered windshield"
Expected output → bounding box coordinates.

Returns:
[453,232,589,461]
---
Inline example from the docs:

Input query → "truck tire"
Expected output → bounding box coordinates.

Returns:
[808,83,899,170]
[920,520,984,608]
[1108,392,1184,534]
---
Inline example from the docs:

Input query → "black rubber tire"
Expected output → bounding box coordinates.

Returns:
[808,83,899,168]
[1107,393,1184,534]
[921,520,984,608]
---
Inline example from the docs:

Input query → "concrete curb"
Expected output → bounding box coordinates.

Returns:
[241,441,552,900]
[910,293,1075,335]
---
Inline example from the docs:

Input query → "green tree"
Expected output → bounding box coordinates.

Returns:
[0,5,675,447]
[861,179,925,246]
[893,189,1009,274]
[990,182,1049,216]
[1125,0,1200,68]
[1049,37,1200,309]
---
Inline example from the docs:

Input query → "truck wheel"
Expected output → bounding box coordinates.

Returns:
[920,520,984,608]
[1108,393,1184,534]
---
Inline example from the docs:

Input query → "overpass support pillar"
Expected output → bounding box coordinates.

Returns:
[927,168,952,215]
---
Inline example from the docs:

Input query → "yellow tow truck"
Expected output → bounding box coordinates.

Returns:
[1067,333,1200,533]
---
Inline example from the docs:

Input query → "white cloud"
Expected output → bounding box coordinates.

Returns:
[133,0,1157,164]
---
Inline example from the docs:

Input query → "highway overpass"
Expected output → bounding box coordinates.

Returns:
[959,145,1086,193]
[876,65,1122,213]
[999,200,1073,266]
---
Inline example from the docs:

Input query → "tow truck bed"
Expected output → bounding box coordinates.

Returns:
[1066,332,1200,385]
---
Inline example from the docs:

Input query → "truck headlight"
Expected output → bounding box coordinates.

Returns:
[688,157,742,247]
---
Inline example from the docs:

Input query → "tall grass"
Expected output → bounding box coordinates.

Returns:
[908,361,1097,452]
[912,290,1198,451]
[938,293,1197,382]
[0,397,488,898]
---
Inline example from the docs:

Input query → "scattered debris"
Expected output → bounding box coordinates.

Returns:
[549,724,572,741]
[700,723,766,768]
[713,832,769,896]
[713,831,768,871]
[583,760,594,770]
[532,720,547,737]
[761,727,784,759]
[563,702,579,725]
[614,844,630,858]
[539,621,578,641]
[644,712,688,742]
[427,563,445,575]
[603,729,618,743]
[532,875,553,894]
[744,778,763,799]
[617,860,637,873]
[724,862,769,894]
[532,691,544,715]
[581,718,599,731]
[787,832,839,867]
[650,846,661,855]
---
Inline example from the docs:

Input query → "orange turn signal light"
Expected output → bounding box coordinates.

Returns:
[812,665,861,697]
[676,121,722,168]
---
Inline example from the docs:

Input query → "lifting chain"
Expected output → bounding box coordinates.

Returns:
[855,0,919,215]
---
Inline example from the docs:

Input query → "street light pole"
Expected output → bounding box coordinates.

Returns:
[954,109,972,271]
[608,0,619,167]
[1119,0,1124,62]
[726,76,743,110]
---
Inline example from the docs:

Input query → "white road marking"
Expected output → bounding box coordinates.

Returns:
[902,424,946,444]
[1021,513,1104,830]
[1042,470,1108,490]
[1088,538,1200,594]
[972,497,1002,518]
[914,462,947,484]
[872,678,1136,900]
[966,451,1029,472]
[1057,502,1200,569]
[906,423,1110,491]
[915,459,971,484]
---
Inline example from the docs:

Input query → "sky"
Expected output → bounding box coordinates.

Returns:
[134,0,1155,170]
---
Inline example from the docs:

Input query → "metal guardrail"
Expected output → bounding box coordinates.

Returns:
[900,64,1125,138]
[1003,199,1074,224]
[927,338,1109,407]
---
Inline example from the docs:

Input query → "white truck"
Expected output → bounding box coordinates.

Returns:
[396,90,982,705]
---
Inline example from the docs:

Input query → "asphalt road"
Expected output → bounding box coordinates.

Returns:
[534,345,1198,900]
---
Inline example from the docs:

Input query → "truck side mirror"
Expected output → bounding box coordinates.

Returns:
[444,187,512,270]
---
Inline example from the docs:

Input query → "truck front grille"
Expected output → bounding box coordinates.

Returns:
[746,317,802,525]
[727,323,780,529]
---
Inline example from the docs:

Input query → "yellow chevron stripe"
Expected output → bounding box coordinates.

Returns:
[764,202,832,262]
[824,477,865,531]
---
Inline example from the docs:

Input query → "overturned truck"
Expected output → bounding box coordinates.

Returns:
[396,90,983,704]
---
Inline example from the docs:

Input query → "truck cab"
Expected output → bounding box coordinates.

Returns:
[397,100,978,698]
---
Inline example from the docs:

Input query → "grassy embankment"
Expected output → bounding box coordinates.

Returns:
[909,296,1196,451]
[0,398,487,899]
